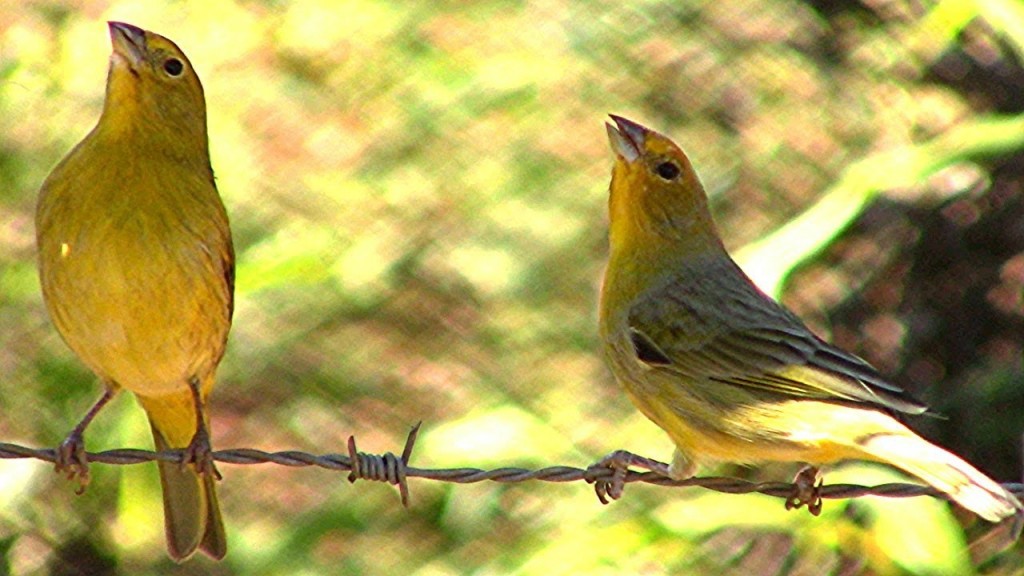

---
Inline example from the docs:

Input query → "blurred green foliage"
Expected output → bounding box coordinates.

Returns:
[2,0,1023,574]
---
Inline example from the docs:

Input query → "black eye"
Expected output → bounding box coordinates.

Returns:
[655,161,680,180]
[163,58,184,77]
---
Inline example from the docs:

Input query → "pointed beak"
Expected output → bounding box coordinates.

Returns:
[108,21,147,67]
[606,115,647,163]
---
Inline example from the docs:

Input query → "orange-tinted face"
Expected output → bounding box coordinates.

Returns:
[604,115,713,251]
[104,22,207,139]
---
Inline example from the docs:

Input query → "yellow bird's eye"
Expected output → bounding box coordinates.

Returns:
[655,160,680,181]
[163,57,184,77]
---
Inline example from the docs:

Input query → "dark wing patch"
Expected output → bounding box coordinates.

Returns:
[222,235,236,322]
[630,328,672,365]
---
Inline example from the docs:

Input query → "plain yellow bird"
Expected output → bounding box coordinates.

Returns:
[599,114,1022,528]
[36,22,231,561]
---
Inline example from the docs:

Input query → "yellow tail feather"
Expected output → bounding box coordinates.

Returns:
[141,391,226,561]
[149,420,226,561]
[858,432,1022,524]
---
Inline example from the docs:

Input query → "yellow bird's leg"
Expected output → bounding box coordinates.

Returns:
[668,448,697,481]
[588,449,671,504]
[180,376,221,480]
[57,387,117,490]
[785,465,823,516]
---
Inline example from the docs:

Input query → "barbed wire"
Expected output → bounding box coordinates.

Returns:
[2,423,1022,514]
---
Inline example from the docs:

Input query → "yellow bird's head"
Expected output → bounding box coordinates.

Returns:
[605,115,722,259]
[102,22,207,146]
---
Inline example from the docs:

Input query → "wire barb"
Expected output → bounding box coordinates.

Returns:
[346,422,420,507]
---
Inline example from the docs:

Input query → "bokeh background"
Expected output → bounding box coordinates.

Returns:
[2,0,1024,574]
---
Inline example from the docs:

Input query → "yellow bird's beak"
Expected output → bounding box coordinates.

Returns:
[606,115,647,163]
[108,21,147,68]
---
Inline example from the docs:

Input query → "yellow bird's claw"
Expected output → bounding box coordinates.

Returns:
[55,433,91,494]
[785,465,824,516]
[181,426,222,481]
[586,450,670,505]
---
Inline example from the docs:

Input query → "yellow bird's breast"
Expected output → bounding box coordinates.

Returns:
[37,138,232,397]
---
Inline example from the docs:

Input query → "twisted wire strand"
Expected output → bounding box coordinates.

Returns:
[2,425,1022,509]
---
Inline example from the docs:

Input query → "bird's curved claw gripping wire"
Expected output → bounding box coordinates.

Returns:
[585,450,671,504]
[785,465,824,516]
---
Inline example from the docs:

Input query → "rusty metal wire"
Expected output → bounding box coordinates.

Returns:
[2,423,1022,512]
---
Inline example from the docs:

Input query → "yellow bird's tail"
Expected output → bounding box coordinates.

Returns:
[857,432,1022,524]
[139,391,226,562]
